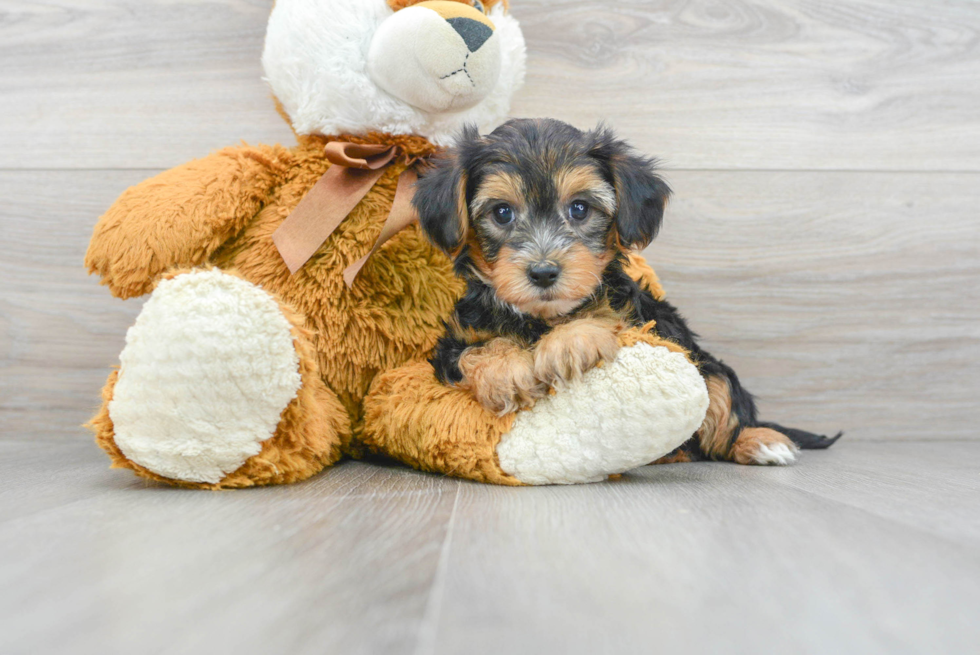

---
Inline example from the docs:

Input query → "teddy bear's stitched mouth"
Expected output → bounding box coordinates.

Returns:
[439,53,475,88]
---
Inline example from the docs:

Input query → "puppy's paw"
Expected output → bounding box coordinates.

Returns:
[459,339,547,416]
[533,319,622,387]
[730,427,800,466]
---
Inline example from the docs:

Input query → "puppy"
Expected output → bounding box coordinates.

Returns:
[413,118,840,465]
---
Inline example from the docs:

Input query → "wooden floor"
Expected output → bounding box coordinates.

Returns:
[3,0,980,652]
[1,440,978,654]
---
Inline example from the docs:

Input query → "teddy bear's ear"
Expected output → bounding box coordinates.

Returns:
[587,126,671,250]
[414,127,482,254]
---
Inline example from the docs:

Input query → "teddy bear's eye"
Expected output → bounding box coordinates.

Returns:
[471,0,486,13]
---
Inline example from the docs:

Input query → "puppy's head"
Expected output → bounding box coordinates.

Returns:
[414,118,670,318]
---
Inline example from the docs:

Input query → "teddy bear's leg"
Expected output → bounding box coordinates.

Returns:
[89,268,350,489]
[495,339,709,485]
[362,332,709,486]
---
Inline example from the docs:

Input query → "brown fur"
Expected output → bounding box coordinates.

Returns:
[388,0,469,12]
[388,0,501,27]
[533,317,624,386]
[555,165,616,214]
[698,374,741,459]
[452,171,471,255]
[730,427,797,465]
[622,252,666,301]
[472,170,526,213]
[363,327,685,483]
[561,242,613,300]
[487,245,537,307]
[389,0,507,10]
[362,360,523,486]
[458,338,547,414]
[86,134,465,484]
[652,450,693,465]
[484,243,612,320]
[86,125,688,487]
[87,134,461,431]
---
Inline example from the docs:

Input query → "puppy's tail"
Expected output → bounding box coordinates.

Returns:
[757,422,843,450]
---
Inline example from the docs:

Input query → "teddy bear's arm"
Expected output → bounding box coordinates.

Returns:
[85,144,290,299]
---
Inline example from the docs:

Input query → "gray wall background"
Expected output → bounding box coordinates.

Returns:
[2,0,978,442]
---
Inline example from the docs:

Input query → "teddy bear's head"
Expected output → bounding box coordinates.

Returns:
[262,0,526,146]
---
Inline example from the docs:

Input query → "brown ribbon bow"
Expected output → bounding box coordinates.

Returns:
[272,141,422,286]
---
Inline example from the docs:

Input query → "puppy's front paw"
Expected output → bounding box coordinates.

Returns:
[534,319,622,387]
[458,339,547,415]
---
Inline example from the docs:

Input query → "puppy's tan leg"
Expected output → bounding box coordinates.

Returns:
[458,338,547,415]
[533,318,622,387]
[651,449,693,465]
[697,375,741,459]
[730,427,799,465]
[697,374,799,465]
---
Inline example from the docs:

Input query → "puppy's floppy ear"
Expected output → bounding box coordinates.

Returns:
[588,126,671,250]
[413,126,481,254]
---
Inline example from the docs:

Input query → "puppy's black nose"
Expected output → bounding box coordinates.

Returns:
[447,17,493,52]
[527,263,561,289]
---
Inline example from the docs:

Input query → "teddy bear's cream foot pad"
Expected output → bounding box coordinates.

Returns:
[108,269,302,484]
[496,344,709,485]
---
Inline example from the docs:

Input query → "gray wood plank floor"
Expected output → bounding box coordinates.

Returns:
[1,440,978,655]
[3,0,980,652]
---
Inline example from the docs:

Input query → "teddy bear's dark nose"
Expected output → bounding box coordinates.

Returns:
[527,262,561,289]
[446,17,493,52]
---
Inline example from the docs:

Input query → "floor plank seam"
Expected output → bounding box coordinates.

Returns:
[760,471,980,553]
[413,482,461,655]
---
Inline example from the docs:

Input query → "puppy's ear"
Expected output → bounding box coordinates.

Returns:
[413,126,481,254]
[588,126,671,250]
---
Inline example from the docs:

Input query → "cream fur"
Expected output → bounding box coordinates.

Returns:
[109,270,302,484]
[262,0,526,145]
[496,344,710,485]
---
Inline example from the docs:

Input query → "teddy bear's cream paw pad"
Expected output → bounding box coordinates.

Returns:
[496,344,709,485]
[109,269,302,484]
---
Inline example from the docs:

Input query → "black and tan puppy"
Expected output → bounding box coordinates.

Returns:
[413,118,839,465]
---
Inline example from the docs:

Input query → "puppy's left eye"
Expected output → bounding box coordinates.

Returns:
[569,201,590,221]
[493,203,515,226]
[471,0,486,13]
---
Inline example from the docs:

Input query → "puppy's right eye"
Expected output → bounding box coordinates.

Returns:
[492,204,515,226]
[569,200,590,221]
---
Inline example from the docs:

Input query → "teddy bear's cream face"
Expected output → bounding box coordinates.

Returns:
[368,1,502,114]
[262,0,526,146]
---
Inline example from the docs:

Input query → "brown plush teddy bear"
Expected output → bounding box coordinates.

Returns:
[85,0,709,489]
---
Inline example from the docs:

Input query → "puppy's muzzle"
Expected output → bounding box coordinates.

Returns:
[527,262,561,289]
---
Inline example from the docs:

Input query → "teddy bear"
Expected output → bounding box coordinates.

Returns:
[85,0,709,489]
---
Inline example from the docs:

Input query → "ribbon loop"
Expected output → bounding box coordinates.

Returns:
[272,141,423,286]
[324,142,397,170]
[343,168,419,287]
